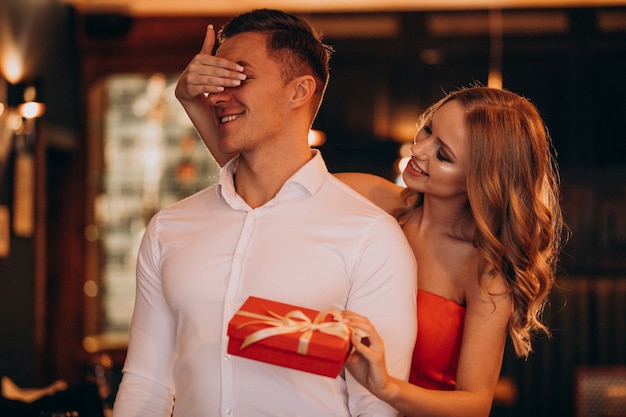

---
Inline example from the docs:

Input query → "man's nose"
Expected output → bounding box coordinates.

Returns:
[207,88,233,106]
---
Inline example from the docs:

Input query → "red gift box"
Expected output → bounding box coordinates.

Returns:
[227,296,352,378]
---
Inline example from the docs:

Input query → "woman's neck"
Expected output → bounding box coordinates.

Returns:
[418,195,474,242]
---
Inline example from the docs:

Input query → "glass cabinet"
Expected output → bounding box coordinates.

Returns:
[89,72,219,336]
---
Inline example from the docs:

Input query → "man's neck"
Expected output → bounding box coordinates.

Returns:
[234,147,313,209]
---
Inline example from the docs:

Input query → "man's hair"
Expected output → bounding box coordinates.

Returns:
[218,9,332,101]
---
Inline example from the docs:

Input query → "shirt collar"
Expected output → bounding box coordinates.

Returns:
[216,149,329,207]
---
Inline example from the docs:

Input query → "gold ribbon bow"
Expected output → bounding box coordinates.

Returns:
[236,308,349,355]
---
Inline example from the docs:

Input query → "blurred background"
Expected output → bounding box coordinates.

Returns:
[0,0,625,416]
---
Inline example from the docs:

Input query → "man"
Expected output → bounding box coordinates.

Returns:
[113,9,416,417]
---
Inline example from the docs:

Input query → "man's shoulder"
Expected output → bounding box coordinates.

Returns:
[322,175,391,215]
[152,185,218,219]
[314,176,404,236]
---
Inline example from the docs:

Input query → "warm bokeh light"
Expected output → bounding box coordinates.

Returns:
[0,3,52,84]
[62,0,624,16]
[84,279,99,298]
[397,156,410,173]
[83,334,129,353]
[9,112,23,132]
[488,70,503,89]
[0,48,22,84]
[17,102,46,119]
[395,143,413,185]
[308,129,326,147]
[84,224,99,242]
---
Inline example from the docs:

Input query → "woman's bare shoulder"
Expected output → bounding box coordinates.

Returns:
[333,172,404,215]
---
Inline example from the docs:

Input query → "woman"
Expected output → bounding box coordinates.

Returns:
[175,25,566,416]
[338,87,565,417]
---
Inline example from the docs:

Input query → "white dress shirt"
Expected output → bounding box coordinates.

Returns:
[113,150,417,417]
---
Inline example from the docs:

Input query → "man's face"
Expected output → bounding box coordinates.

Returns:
[208,32,291,155]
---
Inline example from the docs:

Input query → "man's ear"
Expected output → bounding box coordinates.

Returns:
[289,75,316,109]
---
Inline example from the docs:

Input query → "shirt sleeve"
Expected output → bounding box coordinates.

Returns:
[346,214,418,416]
[112,218,176,417]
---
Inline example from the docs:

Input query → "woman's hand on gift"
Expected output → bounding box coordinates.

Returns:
[341,311,400,401]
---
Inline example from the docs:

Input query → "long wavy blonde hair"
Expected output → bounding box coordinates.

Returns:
[396,86,567,357]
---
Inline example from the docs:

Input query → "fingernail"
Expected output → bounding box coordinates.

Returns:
[232,80,241,86]
[236,64,244,72]
[237,73,246,80]
[208,24,214,29]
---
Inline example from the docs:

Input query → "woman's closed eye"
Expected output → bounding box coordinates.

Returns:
[436,149,451,162]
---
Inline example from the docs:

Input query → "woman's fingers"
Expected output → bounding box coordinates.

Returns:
[342,311,385,355]
[200,24,215,55]
[197,24,245,82]
[187,57,244,87]
[176,24,246,99]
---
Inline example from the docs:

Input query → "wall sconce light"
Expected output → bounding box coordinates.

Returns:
[1,81,46,152]
[9,81,46,136]
[488,9,503,89]
[0,79,46,240]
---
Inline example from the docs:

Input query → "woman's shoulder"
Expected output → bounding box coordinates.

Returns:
[463,263,512,317]
[333,172,404,215]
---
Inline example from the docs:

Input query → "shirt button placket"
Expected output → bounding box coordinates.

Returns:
[221,211,257,417]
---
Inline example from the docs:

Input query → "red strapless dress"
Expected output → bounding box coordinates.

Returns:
[409,290,466,390]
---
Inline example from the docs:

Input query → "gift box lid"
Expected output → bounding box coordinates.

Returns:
[227,296,351,360]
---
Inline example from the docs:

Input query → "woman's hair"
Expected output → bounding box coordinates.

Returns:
[397,86,567,357]
[218,9,333,103]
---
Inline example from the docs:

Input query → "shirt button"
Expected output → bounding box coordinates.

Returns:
[224,408,232,415]
[224,355,230,361]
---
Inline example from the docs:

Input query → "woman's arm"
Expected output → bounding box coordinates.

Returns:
[175,24,245,166]
[342,278,511,417]
[334,173,404,215]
